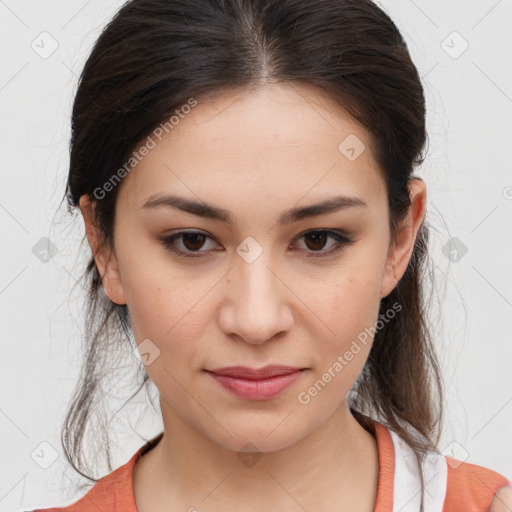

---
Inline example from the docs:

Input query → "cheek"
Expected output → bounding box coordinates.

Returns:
[312,263,383,329]
[300,260,384,370]
[116,238,204,342]
[123,267,208,389]
[295,276,382,409]
[126,275,206,344]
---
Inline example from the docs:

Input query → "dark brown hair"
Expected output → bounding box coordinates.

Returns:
[59,0,444,501]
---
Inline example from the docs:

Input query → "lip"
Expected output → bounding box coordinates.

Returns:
[209,365,304,379]
[205,365,306,400]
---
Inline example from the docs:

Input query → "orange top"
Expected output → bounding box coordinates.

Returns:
[29,420,510,512]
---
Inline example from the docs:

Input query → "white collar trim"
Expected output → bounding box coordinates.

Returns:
[388,428,448,512]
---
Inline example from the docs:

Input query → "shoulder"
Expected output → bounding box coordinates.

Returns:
[489,485,512,512]
[28,434,163,512]
[443,454,511,512]
[29,452,139,512]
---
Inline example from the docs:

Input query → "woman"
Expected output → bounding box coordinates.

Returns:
[29,0,511,511]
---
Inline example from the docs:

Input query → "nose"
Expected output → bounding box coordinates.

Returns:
[218,250,294,345]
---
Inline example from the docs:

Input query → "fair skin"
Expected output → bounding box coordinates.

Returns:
[79,82,429,511]
[491,487,512,512]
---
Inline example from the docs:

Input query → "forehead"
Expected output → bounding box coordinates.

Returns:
[117,83,386,216]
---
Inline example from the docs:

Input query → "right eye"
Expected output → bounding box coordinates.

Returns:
[159,230,222,258]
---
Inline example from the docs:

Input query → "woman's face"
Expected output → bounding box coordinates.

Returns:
[82,82,425,453]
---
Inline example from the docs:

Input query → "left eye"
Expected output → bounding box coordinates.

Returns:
[292,230,354,257]
[159,229,354,258]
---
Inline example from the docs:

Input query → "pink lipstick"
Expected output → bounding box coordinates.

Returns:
[206,365,305,400]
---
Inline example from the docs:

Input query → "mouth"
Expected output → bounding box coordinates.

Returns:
[204,365,307,400]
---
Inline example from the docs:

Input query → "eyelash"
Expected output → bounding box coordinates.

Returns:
[158,229,354,259]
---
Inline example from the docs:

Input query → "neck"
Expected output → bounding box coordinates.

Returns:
[133,402,379,511]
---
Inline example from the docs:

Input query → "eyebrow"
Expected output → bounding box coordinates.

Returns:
[142,193,368,224]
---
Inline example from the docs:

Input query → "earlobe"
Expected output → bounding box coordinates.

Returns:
[78,195,127,306]
[380,178,427,299]
[101,263,127,306]
[380,270,399,299]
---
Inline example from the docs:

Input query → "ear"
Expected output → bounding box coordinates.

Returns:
[78,195,126,305]
[380,178,427,299]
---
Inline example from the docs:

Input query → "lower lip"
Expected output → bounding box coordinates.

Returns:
[208,370,304,400]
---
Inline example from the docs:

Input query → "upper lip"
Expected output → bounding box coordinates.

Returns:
[207,365,305,380]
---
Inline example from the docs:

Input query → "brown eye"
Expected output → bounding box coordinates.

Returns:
[293,230,354,258]
[181,232,207,250]
[304,231,329,251]
[159,230,220,257]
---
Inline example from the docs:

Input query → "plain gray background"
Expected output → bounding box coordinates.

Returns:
[1,0,511,510]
